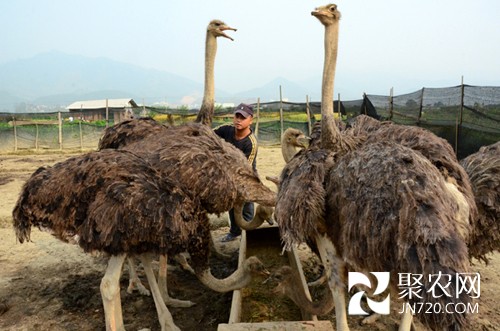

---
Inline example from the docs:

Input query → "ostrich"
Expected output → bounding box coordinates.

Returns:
[275,4,472,331]
[460,140,500,262]
[12,149,269,331]
[102,123,276,304]
[98,20,275,299]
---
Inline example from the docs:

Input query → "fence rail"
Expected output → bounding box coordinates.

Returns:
[1,84,499,158]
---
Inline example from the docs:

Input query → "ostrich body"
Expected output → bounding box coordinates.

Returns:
[347,114,477,229]
[13,149,268,331]
[275,4,472,331]
[324,142,471,330]
[460,141,500,262]
[116,123,276,218]
[98,20,275,301]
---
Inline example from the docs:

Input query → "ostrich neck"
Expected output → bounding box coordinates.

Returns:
[280,279,334,316]
[203,35,216,107]
[281,142,297,163]
[197,33,216,126]
[320,22,341,150]
[232,201,265,230]
[196,261,252,292]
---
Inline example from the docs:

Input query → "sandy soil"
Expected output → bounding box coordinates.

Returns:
[0,147,499,331]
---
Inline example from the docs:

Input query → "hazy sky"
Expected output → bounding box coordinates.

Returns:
[1,0,500,99]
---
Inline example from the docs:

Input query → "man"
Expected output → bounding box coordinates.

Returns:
[214,103,257,242]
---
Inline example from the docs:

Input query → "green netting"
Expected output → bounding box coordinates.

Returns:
[1,84,499,157]
[366,85,500,158]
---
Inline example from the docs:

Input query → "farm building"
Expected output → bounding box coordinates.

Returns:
[66,98,139,123]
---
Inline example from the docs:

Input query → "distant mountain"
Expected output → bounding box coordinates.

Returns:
[0,90,24,112]
[0,51,209,112]
[234,77,320,103]
[0,51,330,113]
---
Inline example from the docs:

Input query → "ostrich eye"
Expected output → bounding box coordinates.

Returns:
[329,5,336,12]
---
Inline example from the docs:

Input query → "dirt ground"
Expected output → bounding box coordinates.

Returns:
[0,147,499,331]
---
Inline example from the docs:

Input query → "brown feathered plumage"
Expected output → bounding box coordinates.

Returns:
[348,115,478,225]
[276,137,473,330]
[100,121,276,212]
[98,117,170,150]
[323,141,472,330]
[12,149,205,257]
[460,141,500,262]
[340,142,470,329]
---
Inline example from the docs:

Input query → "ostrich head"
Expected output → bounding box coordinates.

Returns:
[283,128,310,150]
[282,128,311,163]
[243,256,270,277]
[311,3,341,24]
[268,265,294,295]
[208,19,237,41]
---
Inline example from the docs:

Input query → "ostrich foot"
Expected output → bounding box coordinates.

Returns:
[126,257,151,296]
[174,253,195,275]
[127,278,151,296]
[361,313,380,325]
[164,296,196,308]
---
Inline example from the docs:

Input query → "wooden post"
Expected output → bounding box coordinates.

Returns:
[79,120,83,152]
[254,98,260,139]
[279,85,284,139]
[306,95,312,136]
[417,87,425,125]
[35,124,39,151]
[389,87,394,120]
[337,93,341,121]
[12,116,18,152]
[58,112,63,150]
[456,76,465,156]
[105,98,109,128]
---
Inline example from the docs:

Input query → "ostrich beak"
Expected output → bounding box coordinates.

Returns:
[219,25,237,41]
[262,273,273,284]
[260,268,271,278]
[297,136,311,149]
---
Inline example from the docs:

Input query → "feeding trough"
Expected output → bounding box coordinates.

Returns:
[217,225,334,331]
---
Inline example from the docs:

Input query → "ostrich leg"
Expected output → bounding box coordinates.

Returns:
[399,308,413,331]
[101,254,127,331]
[157,253,195,307]
[315,234,349,331]
[140,253,181,331]
[158,254,194,305]
[126,257,151,296]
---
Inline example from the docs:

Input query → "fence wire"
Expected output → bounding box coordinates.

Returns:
[1,85,499,158]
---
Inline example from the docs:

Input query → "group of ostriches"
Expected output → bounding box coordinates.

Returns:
[13,19,275,331]
[273,4,499,331]
[11,4,499,331]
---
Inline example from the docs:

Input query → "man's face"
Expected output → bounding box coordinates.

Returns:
[233,113,253,130]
